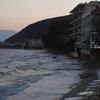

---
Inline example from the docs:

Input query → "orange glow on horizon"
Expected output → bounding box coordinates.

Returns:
[0,0,92,31]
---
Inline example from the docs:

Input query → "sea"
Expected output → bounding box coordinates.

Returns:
[0,49,82,100]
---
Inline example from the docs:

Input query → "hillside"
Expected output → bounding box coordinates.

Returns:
[0,30,16,41]
[5,16,68,43]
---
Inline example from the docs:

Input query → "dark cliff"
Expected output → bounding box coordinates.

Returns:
[5,16,69,43]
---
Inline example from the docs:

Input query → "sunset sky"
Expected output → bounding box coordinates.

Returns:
[0,0,93,31]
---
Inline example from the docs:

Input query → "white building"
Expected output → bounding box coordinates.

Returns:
[69,1,100,56]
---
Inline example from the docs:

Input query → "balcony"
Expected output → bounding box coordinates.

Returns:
[69,17,81,24]
[69,24,81,31]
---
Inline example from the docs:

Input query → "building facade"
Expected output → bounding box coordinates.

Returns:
[69,1,100,56]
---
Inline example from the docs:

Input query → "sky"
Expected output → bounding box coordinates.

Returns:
[0,0,94,31]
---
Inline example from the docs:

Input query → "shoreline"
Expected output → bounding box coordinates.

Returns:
[59,61,100,100]
[59,77,96,100]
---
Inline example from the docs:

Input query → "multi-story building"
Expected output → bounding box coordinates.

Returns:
[69,1,100,56]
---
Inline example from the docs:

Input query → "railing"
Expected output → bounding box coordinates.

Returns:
[90,44,100,49]
[69,17,81,25]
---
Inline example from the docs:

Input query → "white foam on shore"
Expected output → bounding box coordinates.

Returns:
[7,70,81,100]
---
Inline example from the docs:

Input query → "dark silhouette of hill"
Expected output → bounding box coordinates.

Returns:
[5,16,68,43]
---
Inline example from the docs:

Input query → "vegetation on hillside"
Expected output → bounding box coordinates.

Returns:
[42,20,75,52]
